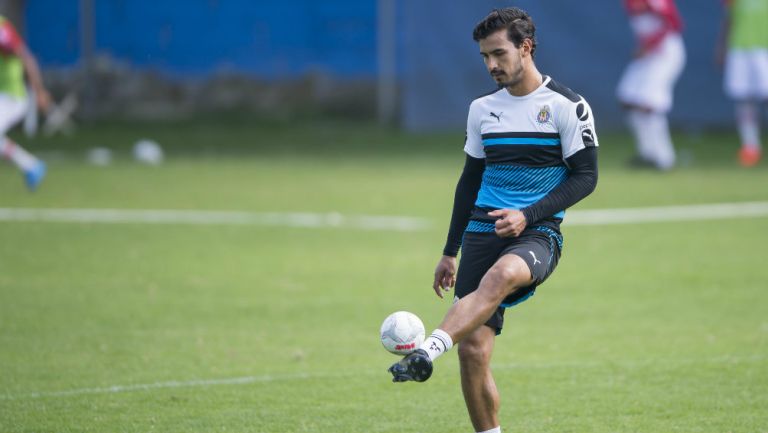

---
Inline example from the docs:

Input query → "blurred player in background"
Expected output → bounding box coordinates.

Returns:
[718,0,768,167]
[388,8,598,433]
[0,14,49,190]
[617,0,685,171]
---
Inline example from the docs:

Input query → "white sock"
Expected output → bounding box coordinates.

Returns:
[627,110,655,162]
[628,110,676,169]
[477,427,501,433]
[646,112,676,170]
[736,101,761,149]
[0,138,38,171]
[419,329,453,362]
[627,110,651,161]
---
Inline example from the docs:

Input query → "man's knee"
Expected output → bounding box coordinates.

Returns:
[484,264,516,287]
[459,342,490,367]
[479,255,532,301]
[458,331,493,366]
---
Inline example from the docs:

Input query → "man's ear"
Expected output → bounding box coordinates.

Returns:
[520,38,533,57]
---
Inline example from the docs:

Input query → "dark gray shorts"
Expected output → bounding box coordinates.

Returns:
[454,225,562,334]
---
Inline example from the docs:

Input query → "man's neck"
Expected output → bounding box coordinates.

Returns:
[506,67,543,97]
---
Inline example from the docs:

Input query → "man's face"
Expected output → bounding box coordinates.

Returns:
[478,29,526,88]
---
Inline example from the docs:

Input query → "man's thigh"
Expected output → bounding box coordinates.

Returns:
[499,227,562,292]
[454,232,507,332]
[454,227,562,333]
[456,233,502,294]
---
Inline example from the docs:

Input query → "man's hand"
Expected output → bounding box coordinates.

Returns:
[488,208,527,238]
[432,255,457,298]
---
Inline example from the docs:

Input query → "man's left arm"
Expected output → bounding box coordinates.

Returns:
[491,148,597,237]
[520,147,598,224]
[523,94,599,226]
[492,95,598,237]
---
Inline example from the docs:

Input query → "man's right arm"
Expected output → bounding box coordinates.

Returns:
[433,154,484,296]
[441,154,485,257]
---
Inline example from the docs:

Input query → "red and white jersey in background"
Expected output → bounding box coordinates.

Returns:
[624,0,683,53]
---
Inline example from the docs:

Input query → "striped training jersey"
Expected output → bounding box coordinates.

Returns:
[463,75,598,232]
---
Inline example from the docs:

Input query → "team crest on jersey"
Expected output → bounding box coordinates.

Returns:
[536,105,551,124]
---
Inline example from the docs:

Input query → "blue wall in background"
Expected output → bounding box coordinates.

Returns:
[402,1,731,131]
[23,0,732,130]
[25,0,377,78]
[24,0,80,66]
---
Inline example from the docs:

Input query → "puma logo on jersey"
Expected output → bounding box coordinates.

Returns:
[490,112,503,122]
[528,251,542,266]
[581,129,595,146]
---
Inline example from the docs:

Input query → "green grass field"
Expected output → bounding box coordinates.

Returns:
[1,118,767,432]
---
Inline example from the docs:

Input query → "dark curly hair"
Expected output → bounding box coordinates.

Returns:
[472,7,537,57]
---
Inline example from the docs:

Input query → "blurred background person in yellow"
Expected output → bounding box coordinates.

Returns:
[0,14,49,190]
[718,0,768,167]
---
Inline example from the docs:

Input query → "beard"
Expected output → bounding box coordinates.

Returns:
[491,63,524,88]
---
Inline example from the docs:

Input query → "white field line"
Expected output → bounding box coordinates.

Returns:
[2,354,764,401]
[0,208,431,232]
[0,201,767,231]
[564,201,768,226]
[0,373,331,401]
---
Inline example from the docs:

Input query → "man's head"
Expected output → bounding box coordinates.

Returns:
[473,8,537,89]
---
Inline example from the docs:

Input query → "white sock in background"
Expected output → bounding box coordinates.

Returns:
[736,101,761,149]
[628,110,676,170]
[419,328,453,361]
[646,111,676,170]
[627,110,655,162]
[477,426,501,433]
[0,138,38,172]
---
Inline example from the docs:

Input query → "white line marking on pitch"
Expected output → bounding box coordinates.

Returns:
[0,208,431,232]
[0,373,331,401]
[0,201,767,230]
[2,354,763,401]
[564,201,768,226]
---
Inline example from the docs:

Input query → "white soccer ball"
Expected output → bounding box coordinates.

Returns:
[380,311,425,355]
[133,139,164,165]
[86,147,112,166]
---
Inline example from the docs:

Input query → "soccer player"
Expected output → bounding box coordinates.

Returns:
[616,0,685,171]
[388,8,598,433]
[0,14,49,190]
[718,0,768,167]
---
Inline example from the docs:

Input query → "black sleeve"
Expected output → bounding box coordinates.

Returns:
[521,147,598,225]
[442,154,485,257]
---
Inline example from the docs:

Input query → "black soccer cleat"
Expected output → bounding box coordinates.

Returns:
[388,349,433,382]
